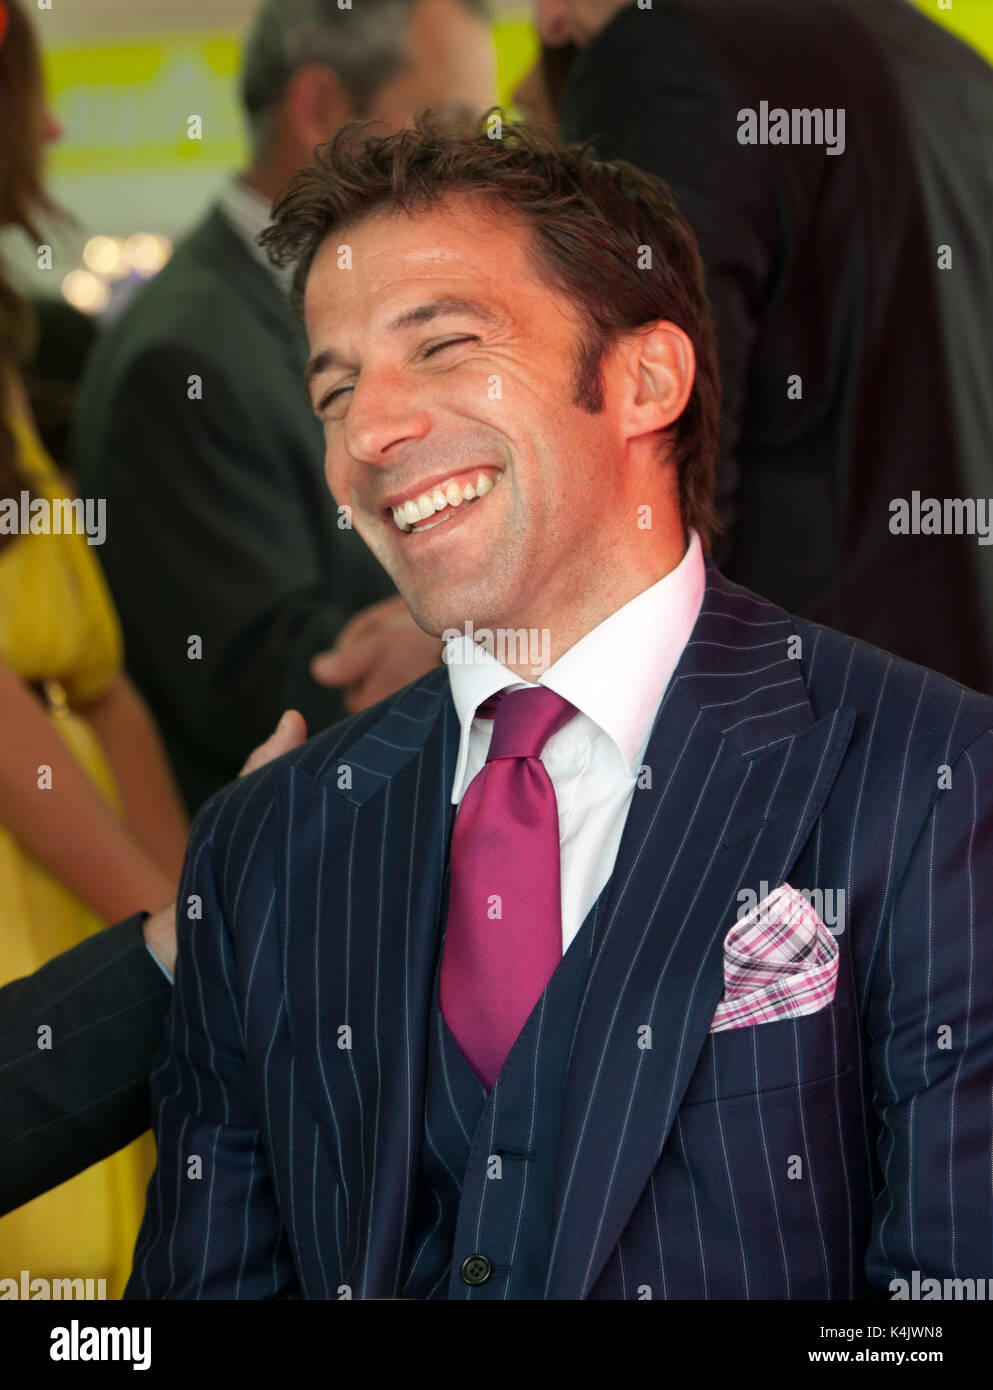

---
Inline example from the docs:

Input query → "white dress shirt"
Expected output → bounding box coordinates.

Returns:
[445,529,706,954]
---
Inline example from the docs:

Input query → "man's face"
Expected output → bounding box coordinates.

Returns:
[304,199,644,641]
[365,0,498,130]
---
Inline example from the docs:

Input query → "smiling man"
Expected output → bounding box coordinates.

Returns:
[125,114,993,1301]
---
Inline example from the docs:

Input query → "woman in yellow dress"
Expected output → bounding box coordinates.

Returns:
[0,0,190,1298]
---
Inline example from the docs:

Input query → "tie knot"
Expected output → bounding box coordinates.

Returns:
[481,686,577,762]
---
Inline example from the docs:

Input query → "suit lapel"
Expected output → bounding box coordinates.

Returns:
[546,563,856,1298]
[275,670,458,1296]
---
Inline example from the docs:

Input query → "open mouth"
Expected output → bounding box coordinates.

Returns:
[389,469,504,535]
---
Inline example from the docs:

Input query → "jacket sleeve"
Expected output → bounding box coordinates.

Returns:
[0,914,170,1216]
[124,798,300,1298]
[864,727,993,1292]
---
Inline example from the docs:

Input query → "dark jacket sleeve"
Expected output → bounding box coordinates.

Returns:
[0,914,171,1216]
[864,727,993,1290]
[125,802,300,1298]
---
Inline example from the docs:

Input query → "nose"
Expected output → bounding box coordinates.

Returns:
[533,0,574,47]
[342,368,434,474]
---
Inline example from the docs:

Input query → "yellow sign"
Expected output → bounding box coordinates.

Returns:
[40,7,992,178]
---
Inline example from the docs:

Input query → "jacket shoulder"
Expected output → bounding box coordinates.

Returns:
[794,616,993,761]
[188,667,451,845]
[85,211,258,366]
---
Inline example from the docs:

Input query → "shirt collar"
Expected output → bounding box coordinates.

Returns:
[215,173,296,297]
[445,528,706,801]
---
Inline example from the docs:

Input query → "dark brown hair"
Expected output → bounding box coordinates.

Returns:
[260,108,722,548]
[0,0,70,509]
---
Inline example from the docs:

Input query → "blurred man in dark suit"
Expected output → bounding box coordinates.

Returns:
[532,0,993,693]
[74,0,497,812]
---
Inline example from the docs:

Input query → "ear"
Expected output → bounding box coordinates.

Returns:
[285,62,354,153]
[623,321,695,441]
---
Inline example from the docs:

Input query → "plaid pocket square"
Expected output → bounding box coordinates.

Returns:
[709,884,839,1033]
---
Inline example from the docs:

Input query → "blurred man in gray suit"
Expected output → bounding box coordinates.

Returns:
[74,0,497,813]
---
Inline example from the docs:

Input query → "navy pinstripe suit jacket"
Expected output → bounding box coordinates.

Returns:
[126,561,993,1299]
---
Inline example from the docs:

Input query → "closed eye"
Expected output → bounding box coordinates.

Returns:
[316,336,477,417]
[422,334,477,357]
[319,383,353,413]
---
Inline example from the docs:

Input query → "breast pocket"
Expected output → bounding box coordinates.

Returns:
[680,994,855,1106]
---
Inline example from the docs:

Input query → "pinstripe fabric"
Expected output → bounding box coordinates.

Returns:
[1,915,171,1218]
[124,561,993,1299]
[400,915,487,1300]
[403,862,604,1299]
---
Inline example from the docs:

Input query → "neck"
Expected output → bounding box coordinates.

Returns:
[239,158,298,207]
[499,523,690,681]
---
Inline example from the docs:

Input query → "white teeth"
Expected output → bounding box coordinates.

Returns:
[391,469,504,532]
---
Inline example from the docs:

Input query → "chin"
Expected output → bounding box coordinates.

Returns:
[400,587,490,641]
[397,560,521,639]
[403,594,470,640]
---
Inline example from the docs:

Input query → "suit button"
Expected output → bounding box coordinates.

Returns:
[460,1253,492,1286]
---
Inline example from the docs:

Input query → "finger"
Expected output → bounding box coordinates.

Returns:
[267,707,308,756]
[310,638,377,687]
[343,677,392,714]
[343,683,374,715]
[239,708,308,776]
[314,598,413,674]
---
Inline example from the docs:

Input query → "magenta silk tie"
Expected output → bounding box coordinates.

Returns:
[440,686,578,1090]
